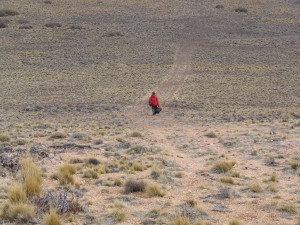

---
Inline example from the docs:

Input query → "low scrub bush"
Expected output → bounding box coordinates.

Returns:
[87,158,100,166]
[128,145,147,154]
[124,178,146,193]
[69,158,84,164]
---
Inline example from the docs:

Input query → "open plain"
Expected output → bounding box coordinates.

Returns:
[0,0,300,224]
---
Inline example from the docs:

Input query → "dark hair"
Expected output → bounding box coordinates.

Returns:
[152,91,155,95]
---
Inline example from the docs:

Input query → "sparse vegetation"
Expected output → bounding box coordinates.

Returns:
[87,158,100,166]
[45,23,62,28]
[277,203,297,215]
[130,131,143,137]
[1,203,36,221]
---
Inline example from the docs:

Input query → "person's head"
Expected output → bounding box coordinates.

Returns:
[152,91,155,95]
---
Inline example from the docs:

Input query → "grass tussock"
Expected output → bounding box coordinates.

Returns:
[124,178,146,194]
[111,209,126,222]
[289,161,299,170]
[9,185,27,204]
[69,158,84,164]
[42,208,63,225]
[21,158,42,197]
[146,183,165,197]
[50,132,67,139]
[220,176,234,184]
[58,164,76,185]
[229,219,243,225]
[270,173,277,182]
[250,181,264,193]
[278,203,297,215]
[0,134,10,142]
[114,179,123,186]
[170,216,190,225]
[212,160,236,173]
[133,162,145,171]
[83,169,98,179]
[0,9,19,17]
[1,203,35,221]
[130,131,143,137]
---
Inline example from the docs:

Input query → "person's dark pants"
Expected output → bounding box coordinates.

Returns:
[151,105,158,115]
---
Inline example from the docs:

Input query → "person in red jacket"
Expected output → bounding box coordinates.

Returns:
[148,91,160,115]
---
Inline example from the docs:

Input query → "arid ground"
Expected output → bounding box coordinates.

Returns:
[0,0,299,224]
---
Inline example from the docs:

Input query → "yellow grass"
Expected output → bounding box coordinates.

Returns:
[9,185,27,204]
[42,208,63,225]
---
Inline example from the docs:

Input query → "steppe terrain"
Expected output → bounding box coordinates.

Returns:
[0,0,299,224]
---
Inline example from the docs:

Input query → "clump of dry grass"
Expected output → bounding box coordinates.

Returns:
[0,134,10,142]
[83,169,98,179]
[268,183,278,193]
[170,216,190,225]
[250,181,264,193]
[220,176,234,184]
[13,139,27,145]
[289,161,299,170]
[130,131,143,137]
[42,208,63,225]
[45,23,62,28]
[277,203,297,215]
[133,162,145,171]
[146,183,165,197]
[114,179,123,186]
[229,219,243,225]
[1,203,35,221]
[270,173,277,182]
[58,164,76,185]
[0,22,8,28]
[69,158,84,164]
[0,9,19,17]
[50,132,66,139]
[9,185,27,204]
[212,160,236,173]
[21,158,42,197]
[124,178,146,194]
[110,209,126,222]
[235,7,247,13]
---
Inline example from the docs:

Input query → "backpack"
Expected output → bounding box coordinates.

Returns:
[155,106,162,114]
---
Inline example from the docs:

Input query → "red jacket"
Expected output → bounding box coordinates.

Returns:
[149,94,159,106]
